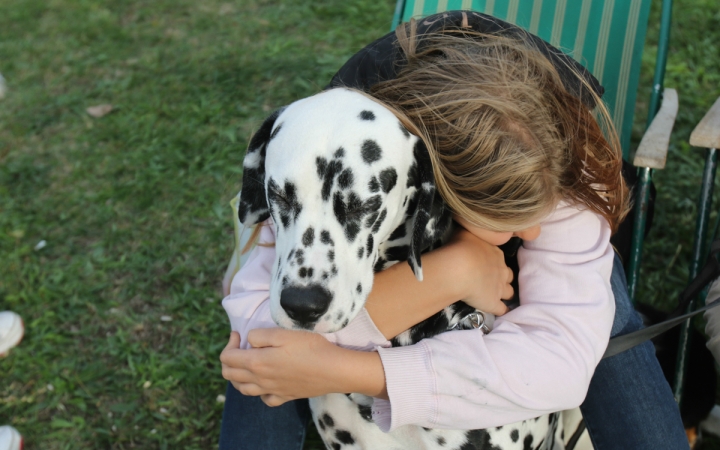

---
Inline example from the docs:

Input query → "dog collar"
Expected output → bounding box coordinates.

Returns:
[448,311,491,334]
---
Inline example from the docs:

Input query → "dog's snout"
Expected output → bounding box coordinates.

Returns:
[280,285,332,327]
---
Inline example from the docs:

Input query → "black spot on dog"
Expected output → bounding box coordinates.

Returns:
[365,212,378,228]
[328,250,335,262]
[341,318,349,328]
[368,176,380,192]
[295,249,304,259]
[358,403,372,422]
[316,157,328,180]
[335,430,355,445]
[359,110,376,121]
[336,311,343,321]
[269,123,283,140]
[361,140,382,164]
[321,159,344,201]
[338,168,354,189]
[364,195,382,213]
[333,192,347,225]
[403,195,408,207]
[331,265,338,275]
[366,234,374,255]
[357,247,364,259]
[384,245,409,262]
[331,443,341,450]
[523,434,533,450]
[371,209,387,234]
[299,267,307,278]
[297,258,304,265]
[379,168,397,193]
[350,301,356,311]
[422,427,432,432]
[346,222,360,242]
[399,121,411,138]
[334,147,345,158]
[322,271,329,280]
[281,276,289,286]
[307,268,314,278]
[318,418,326,430]
[373,257,386,272]
[302,228,315,247]
[437,436,446,446]
[388,224,406,241]
[510,429,519,443]
[322,413,334,428]
[356,283,362,294]
[287,249,295,261]
[320,230,334,246]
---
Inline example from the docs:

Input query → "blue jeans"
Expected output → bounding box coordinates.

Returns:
[219,255,688,450]
[578,254,688,450]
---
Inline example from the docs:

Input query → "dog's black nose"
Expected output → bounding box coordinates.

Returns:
[280,285,332,327]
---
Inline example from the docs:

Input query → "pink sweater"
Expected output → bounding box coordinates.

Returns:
[222,201,615,432]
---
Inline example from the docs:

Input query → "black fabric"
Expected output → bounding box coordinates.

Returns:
[326,10,604,108]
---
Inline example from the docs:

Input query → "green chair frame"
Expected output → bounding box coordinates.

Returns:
[390,0,714,411]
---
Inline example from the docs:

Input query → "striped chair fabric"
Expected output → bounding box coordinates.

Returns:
[395,0,653,158]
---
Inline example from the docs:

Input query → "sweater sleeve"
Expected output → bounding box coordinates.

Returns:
[221,221,279,350]
[372,202,615,431]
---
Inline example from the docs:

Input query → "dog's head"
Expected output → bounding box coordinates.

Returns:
[238,88,447,332]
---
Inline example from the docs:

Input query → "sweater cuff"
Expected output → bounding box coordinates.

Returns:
[374,341,436,432]
[323,308,391,351]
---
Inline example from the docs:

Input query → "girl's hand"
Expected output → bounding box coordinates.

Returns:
[220,330,386,406]
[445,228,513,316]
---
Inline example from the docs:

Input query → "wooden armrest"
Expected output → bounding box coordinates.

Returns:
[633,88,678,170]
[690,96,720,149]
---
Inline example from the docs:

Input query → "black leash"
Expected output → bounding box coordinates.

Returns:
[603,239,720,359]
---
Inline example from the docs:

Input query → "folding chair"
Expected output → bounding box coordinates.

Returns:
[389,0,720,432]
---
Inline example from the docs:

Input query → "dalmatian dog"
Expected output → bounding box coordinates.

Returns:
[237,88,589,450]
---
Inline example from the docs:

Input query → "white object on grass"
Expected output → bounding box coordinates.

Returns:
[0,425,23,450]
[0,311,24,356]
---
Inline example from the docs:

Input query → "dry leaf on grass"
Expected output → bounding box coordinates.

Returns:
[86,104,113,118]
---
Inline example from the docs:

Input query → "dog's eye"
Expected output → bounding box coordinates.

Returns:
[268,187,289,205]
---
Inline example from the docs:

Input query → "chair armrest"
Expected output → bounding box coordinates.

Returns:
[633,88,678,169]
[690,96,720,149]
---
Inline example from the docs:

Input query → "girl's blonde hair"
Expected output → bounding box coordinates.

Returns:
[370,21,629,233]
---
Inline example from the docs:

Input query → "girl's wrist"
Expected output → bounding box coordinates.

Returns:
[332,347,388,399]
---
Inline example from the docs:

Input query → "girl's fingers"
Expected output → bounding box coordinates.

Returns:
[221,364,255,384]
[506,267,514,283]
[247,327,283,348]
[261,394,288,407]
[223,331,241,352]
[237,382,264,397]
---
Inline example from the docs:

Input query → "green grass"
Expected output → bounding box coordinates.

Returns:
[0,0,719,449]
[0,0,394,448]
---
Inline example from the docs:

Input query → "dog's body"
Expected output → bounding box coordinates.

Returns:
[237,88,586,450]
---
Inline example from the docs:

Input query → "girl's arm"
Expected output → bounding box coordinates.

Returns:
[222,203,615,432]
[222,220,511,349]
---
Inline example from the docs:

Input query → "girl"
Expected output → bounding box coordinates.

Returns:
[219,12,687,450]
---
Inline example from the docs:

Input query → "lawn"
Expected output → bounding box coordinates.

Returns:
[0,0,718,449]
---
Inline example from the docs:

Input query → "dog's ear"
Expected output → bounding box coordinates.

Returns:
[237,108,285,227]
[407,140,449,281]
